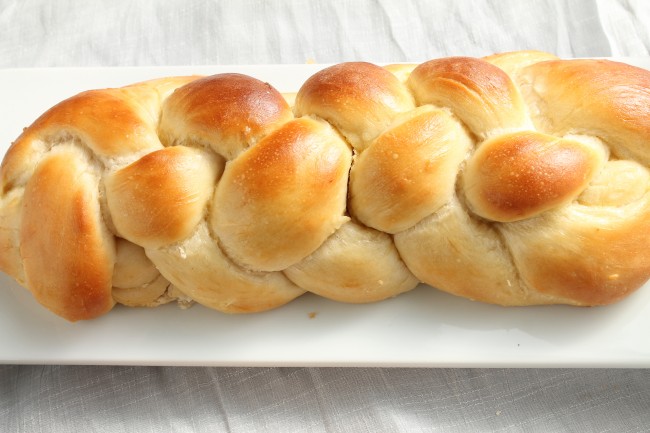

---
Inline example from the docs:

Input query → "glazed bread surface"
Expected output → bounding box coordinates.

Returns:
[2,50,650,321]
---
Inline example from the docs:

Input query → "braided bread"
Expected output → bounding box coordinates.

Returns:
[2,50,650,322]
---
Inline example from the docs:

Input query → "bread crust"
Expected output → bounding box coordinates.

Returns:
[2,52,650,320]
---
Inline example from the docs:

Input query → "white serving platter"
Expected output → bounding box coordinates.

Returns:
[1,60,650,367]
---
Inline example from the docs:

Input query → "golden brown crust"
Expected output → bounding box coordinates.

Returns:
[408,56,530,138]
[294,62,415,151]
[503,198,650,305]
[464,131,606,222]
[349,106,471,233]
[105,146,222,249]
[20,147,115,321]
[159,73,293,159]
[211,117,351,271]
[519,59,650,165]
[3,52,650,321]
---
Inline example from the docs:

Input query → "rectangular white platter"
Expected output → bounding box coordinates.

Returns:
[1,59,650,367]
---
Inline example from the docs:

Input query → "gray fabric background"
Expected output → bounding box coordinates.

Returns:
[2,0,650,431]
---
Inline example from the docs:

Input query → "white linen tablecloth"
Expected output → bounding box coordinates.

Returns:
[2,0,650,431]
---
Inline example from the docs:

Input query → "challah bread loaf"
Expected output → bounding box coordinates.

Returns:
[2,50,650,321]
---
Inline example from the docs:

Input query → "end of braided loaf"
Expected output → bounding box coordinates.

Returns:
[2,50,650,321]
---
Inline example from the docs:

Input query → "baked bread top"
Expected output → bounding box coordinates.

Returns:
[2,51,650,321]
